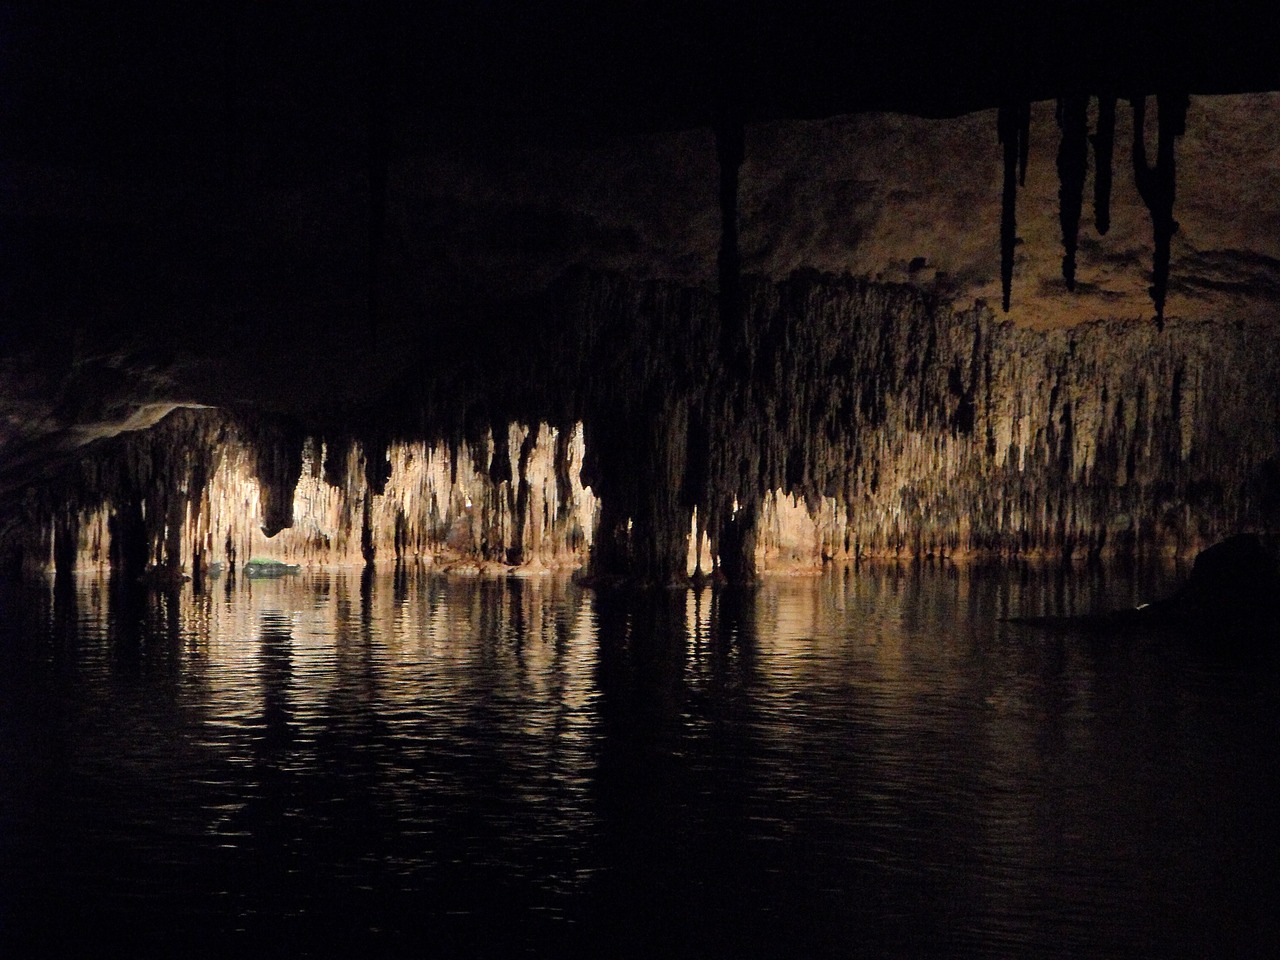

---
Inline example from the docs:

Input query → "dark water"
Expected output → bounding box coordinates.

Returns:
[2,565,1278,959]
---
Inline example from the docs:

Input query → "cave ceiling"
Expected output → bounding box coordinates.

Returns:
[3,1,1280,501]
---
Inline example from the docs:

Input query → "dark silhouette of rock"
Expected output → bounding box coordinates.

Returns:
[1012,534,1279,640]
[1149,533,1280,630]
[246,419,307,538]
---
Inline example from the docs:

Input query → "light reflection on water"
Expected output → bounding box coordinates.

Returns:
[1,565,1278,958]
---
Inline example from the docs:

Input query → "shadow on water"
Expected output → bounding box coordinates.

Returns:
[585,584,868,960]
[588,586,701,954]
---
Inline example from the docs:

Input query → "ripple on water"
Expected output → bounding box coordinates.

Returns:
[1,565,1277,958]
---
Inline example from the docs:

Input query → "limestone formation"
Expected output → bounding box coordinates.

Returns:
[9,271,1277,583]
[8,411,595,581]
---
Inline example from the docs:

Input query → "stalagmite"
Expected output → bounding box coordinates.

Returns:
[1056,96,1089,290]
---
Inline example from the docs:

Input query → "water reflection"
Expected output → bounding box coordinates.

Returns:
[1,564,1277,958]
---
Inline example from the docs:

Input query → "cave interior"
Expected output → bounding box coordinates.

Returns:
[3,1,1280,584]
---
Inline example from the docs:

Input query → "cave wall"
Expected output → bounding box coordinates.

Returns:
[11,272,1278,582]
[747,278,1279,563]
[7,88,1280,583]
[568,272,1279,577]
[11,411,596,580]
[394,95,1280,328]
[6,94,1280,551]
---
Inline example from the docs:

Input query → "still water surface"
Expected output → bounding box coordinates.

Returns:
[2,566,1277,958]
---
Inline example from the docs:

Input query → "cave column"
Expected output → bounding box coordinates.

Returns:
[108,497,149,582]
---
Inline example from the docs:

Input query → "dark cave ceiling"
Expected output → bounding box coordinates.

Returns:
[5,1,1280,160]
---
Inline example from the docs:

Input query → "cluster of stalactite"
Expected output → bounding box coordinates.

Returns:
[562,271,1279,579]
[757,280,1277,562]
[9,410,596,582]
[999,94,1187,324]
[7,270,1278,584]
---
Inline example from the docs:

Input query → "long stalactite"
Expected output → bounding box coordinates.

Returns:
[1056,96,1089,290]
[996,102,1031,312]
[1091,94,1117,235]
[1131,93,1190,330]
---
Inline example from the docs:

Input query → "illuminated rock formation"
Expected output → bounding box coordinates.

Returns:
[570,271,1279,577]
[10,270,1276,583]
[12,411,595,580]
[4,89,1280,584]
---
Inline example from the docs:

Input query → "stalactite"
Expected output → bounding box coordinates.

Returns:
[1131,93,1190,330]
[1091,94,1116,234]
[1016,102,1030,187]
[245,419,306,537]
[1056,96,1089,290]
[996,103,1028,312]
[13,412,598,578]
[8,267,1279,581]
[565,272,1277,571]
